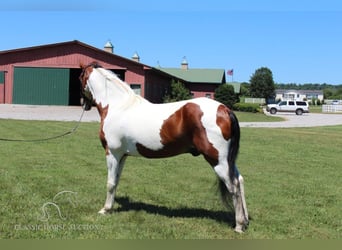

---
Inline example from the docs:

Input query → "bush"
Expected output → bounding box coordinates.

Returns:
[214,84,239,109]
[233,103,261,113]
[163,80,192,103]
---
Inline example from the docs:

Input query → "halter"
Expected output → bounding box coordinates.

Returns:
[79,62,101,110]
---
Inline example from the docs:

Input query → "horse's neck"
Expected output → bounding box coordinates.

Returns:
[89,72,144,108]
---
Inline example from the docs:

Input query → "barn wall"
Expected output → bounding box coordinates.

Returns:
[0,65,12,103]
[0,41,224,105]
[185,83,219,99]
[0,42,152,104]
[0,72,3,103]
[144,70,173,103]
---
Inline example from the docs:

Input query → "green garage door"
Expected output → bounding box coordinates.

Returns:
[13,67,70,105]
[0,71,4,83]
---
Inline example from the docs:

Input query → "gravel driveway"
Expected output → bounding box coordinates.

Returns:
[0,104,100,122]
[240,111,342,128]
[0,104,341,128]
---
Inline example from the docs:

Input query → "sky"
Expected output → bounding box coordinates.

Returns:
[1,0,342,85]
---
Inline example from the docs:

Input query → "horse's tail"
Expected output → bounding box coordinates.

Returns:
[218,110,240,209]
[228,110,240,179]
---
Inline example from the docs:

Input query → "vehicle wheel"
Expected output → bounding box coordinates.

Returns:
[296,109,303,115]
[270,108,277,114]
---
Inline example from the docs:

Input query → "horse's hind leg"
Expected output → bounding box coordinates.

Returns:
[213,162,249,233]
[232,167,249,232]
[98,153,126,214]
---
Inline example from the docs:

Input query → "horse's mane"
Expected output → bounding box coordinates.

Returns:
[93,66,146,105]
[95,67,135,95]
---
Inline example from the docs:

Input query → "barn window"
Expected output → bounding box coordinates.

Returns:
[130,84,141,95]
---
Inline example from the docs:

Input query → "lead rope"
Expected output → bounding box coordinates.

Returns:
[0,107,86,142]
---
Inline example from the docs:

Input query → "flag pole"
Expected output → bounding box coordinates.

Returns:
[227,69,234,82]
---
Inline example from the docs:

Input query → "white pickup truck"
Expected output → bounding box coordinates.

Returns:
[266,100,309,115]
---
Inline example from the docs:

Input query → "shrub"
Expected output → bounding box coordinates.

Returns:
[163,80,192,103]
[214,84,239,109]
[233,103,261,113]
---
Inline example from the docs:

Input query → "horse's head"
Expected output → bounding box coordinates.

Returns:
[79,62,100,111]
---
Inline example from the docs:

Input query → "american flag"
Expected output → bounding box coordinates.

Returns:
[227,69,234,76]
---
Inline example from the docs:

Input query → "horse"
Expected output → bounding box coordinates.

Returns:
[79,62,249,233]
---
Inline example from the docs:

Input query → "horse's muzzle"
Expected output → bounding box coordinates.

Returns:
[83,103,92,111]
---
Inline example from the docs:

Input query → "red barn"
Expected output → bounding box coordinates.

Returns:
[0,40,225,105]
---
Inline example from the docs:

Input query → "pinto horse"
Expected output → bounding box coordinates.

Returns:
[79,62,249,232]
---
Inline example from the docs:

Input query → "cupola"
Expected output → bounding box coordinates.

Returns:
[181,56,188,70]
[104,40,114,53]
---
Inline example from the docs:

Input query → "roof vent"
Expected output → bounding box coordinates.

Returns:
[132,52,140,62]
[104,40,114,53]
[181,56,188,70]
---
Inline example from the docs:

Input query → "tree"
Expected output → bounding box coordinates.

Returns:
[214,84,239,109]
[250,67,275,103]
[240,82,250,97]
[324,88,334,99]
[163,79,192,103]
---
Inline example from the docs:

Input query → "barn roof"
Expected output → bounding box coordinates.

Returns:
[0,40,227,87]
[0,40,152,69]
[157,67,226,84]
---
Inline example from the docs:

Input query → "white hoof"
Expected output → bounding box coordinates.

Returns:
[98,208,110,215]
[234,225,245,233]
[234,228,244,233]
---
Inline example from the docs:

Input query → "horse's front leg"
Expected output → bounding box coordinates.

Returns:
[98,153,126,214]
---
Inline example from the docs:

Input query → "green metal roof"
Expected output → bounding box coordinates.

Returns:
[158,68,225,84]
[229,82,241,93]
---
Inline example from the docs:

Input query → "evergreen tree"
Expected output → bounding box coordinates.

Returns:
[250,67,275,103]
[214,84,239,109]
[163,80,192,102]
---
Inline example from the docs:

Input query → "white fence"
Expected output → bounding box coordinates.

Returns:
[322,105,342,113]
[325,99,342,105]
[244,98,265,104]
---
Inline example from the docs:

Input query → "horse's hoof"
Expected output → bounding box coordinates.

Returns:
[98,208,110,215]
[234,228,244,233]
[234,225,245,233]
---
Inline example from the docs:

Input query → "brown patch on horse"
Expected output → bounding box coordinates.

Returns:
[79,63,94,90]
[216,104,232,141]
[97,103,109,155]
[136,102,219,166]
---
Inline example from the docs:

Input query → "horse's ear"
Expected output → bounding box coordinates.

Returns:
[79,62,101,69]
[91,61,100,68]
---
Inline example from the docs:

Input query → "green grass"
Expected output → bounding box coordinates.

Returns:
[235,111,284,122]
[309,106,323,113]
[0,118,341,239]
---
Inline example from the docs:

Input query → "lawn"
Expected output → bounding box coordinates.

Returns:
[235,111,284,122]
[0,118,340,239]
